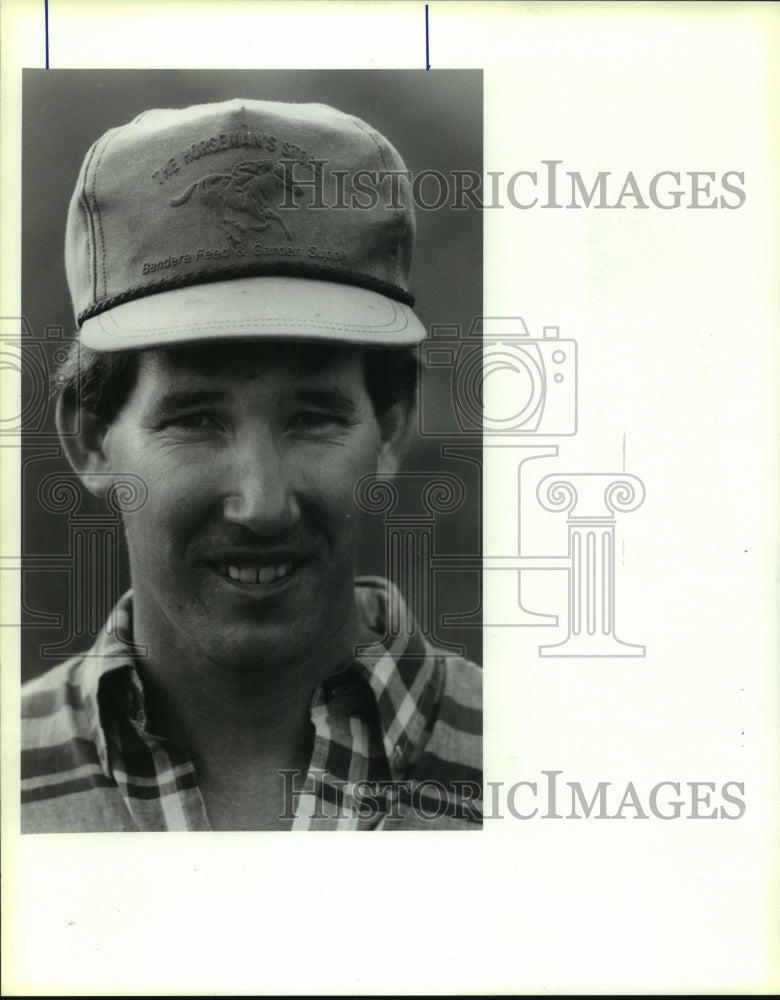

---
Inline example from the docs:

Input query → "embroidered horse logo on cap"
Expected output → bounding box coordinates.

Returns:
[169,160,301,244]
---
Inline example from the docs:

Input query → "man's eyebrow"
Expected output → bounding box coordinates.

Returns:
[154,389,228,412]
[293,386,359,415]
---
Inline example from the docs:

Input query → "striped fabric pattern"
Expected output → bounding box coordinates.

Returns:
[21,578,482,832]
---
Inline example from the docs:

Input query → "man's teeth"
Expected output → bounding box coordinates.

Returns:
[219,562,293,584]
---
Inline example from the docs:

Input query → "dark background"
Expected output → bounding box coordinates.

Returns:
[21,69,482,678]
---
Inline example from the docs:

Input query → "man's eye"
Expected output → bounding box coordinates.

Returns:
[168,413,222,430]
[290,412,343,432]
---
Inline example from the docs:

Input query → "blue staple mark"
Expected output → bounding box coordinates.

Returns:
[425,5,430,71]
[44,0,49,68]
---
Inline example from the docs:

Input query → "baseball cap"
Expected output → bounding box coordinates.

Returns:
[65,98,427,351]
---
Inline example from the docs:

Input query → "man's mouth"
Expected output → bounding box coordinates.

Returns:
[216,561,294,585]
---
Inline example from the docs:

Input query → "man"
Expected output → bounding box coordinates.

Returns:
[21,97,482,831]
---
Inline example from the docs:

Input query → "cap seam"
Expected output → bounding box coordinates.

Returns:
[348,117,406,289]
[88,124,129,304]
[76,139,102,310]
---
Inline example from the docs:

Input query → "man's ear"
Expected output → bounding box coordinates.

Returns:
[375,396,417,476]
[55,392,113,497]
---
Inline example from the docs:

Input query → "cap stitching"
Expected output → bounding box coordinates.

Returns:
[93,310,411,337]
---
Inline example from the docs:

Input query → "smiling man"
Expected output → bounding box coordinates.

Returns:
[21,98,483,832]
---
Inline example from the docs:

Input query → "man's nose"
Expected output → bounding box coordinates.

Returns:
[222,435,300,534]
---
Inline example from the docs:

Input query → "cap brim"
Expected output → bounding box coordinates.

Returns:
[79,276,427,351]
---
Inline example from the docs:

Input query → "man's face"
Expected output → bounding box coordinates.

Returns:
[97,342,398,673]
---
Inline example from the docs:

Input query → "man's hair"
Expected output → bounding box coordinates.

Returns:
[56,340,419,422]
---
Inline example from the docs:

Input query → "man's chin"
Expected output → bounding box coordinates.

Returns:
[139,565,359,674]
[195,606,358,679]
[199,626,305,675]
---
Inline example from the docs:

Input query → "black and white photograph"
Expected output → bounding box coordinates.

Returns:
[18,68,483,832]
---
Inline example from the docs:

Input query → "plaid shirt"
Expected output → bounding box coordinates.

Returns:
[21,578,482,832]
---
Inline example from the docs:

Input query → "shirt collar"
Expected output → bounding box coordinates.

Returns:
[349,577,443,779]
[71,579,443,783]
[70,592,142,778]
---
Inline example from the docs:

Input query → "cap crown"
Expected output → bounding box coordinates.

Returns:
[65,98,417,328]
